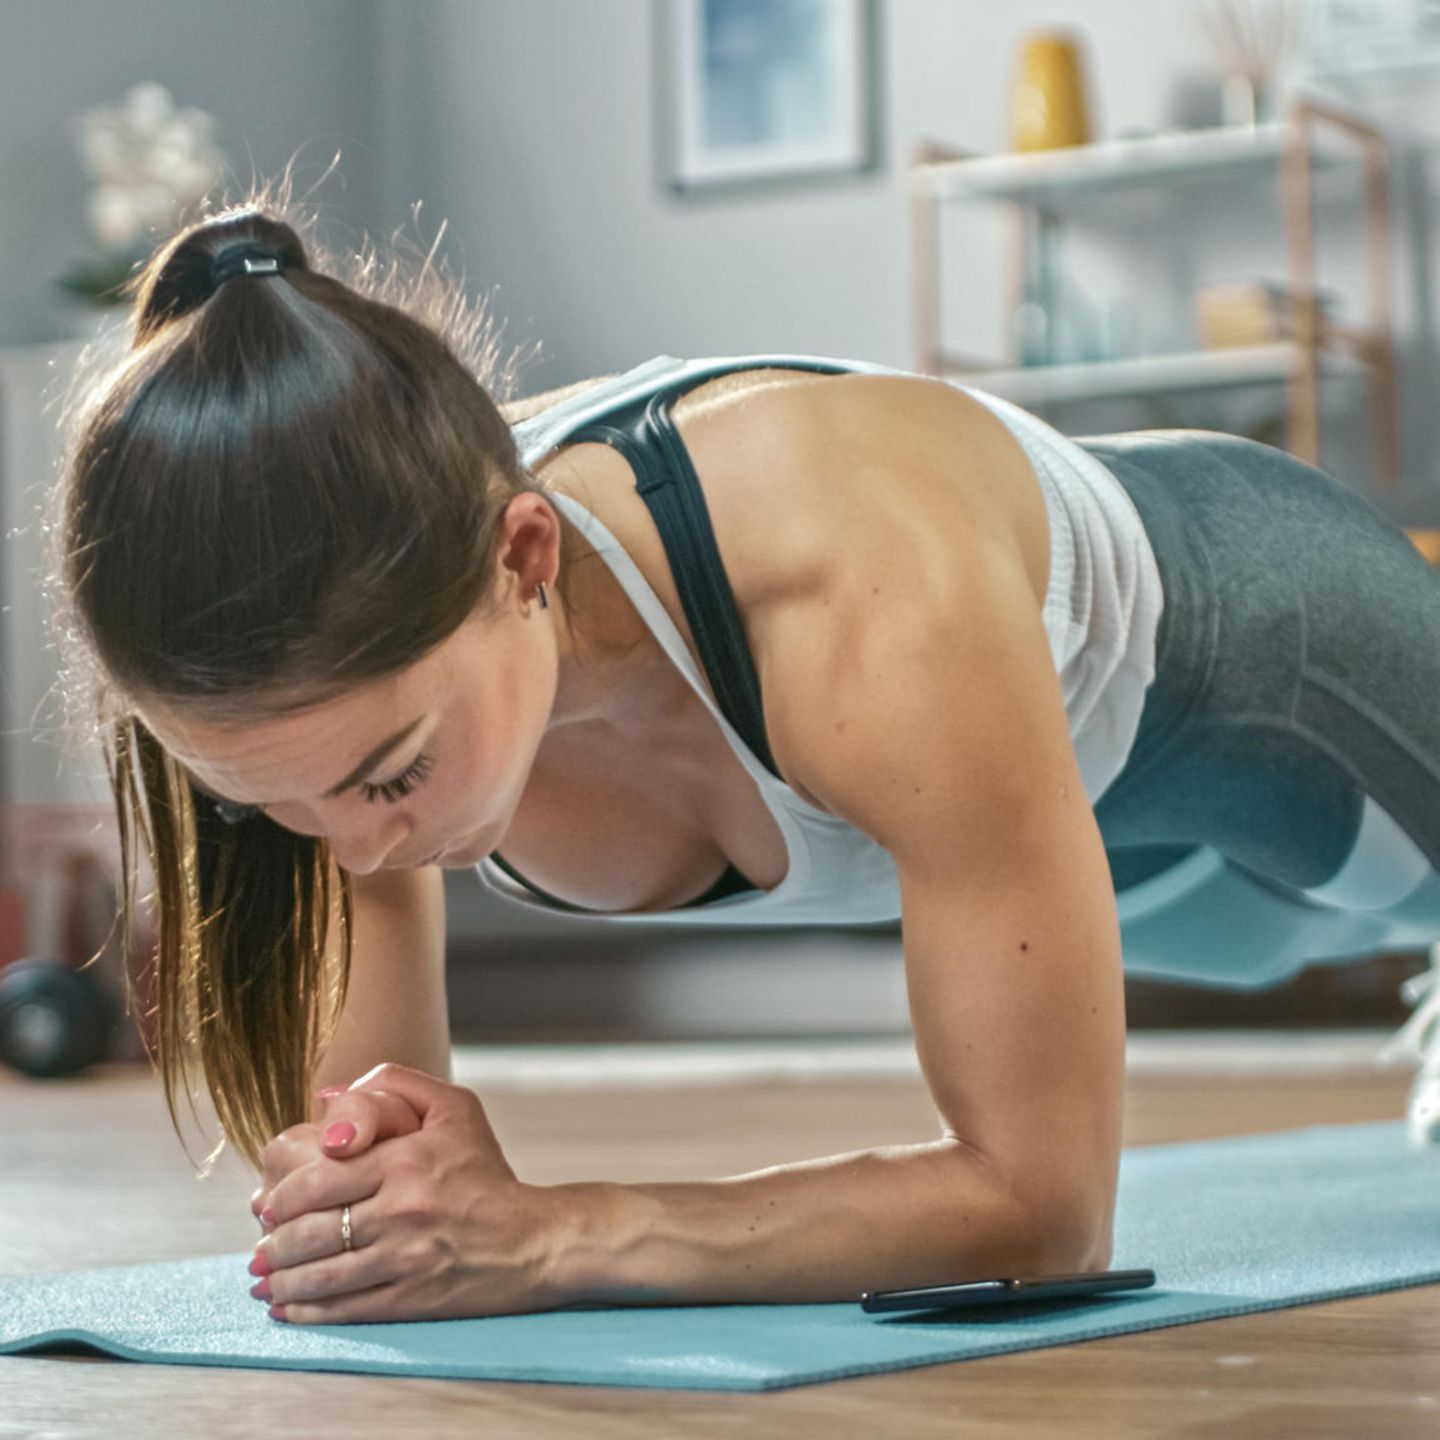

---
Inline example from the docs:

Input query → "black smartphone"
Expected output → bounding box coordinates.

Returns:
[859,1267,1156,1314]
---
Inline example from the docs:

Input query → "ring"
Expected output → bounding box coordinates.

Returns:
[341,1203,353,1252]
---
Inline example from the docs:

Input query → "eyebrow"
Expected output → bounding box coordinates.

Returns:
[184,715,427,806]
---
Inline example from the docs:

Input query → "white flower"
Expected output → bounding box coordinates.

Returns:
[72,83,226,254]
[86,184,145,252]
[122,82,175,137]
[76,119,128,180]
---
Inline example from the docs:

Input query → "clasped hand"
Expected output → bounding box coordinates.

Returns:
[247,1063,567,1324]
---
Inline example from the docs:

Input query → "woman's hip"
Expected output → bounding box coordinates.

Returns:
[1078,430,1440,880]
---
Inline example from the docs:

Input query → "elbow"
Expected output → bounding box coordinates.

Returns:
[1007,1173,1115,1276]
[939,1140,1116,1277]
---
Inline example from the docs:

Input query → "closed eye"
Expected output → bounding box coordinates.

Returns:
[360,751,436,805]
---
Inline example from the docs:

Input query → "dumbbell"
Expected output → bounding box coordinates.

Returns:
[0,957,116,1078]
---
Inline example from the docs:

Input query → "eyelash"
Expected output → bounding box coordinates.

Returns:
[360,750,436,805]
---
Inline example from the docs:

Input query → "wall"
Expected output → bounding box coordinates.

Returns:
[0,0,385,347]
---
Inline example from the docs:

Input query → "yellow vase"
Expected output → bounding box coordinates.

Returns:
[1010,31,1093,153]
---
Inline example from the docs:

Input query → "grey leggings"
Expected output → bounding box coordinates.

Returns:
[1080,431,1440,897]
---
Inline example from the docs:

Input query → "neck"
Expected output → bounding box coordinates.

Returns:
[544,524,675,736]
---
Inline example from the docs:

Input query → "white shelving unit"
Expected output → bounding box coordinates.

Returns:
[949,341,1367,409]
[910,98,1399,486]
[916,119,1341,203]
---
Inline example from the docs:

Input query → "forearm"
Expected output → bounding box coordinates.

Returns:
[544,1139,1112,1307]
[310,867,451,1113]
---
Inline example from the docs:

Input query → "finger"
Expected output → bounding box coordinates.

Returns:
[349,1064,507,1167]
[255,1121,324,1225]
[252,1185,274,1235]
[254,1194,376,1277]
[263,1148,383,1236]
[270,1278,403,1327]
[317,1088,424,1159]
[347,1062,460,1128]
[267,1233,401,1310]
[251,1181,282,1228]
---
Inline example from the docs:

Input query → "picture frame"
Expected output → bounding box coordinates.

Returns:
[655,0,883,196]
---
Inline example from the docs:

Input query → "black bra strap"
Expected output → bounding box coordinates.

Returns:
[571,387,785,779]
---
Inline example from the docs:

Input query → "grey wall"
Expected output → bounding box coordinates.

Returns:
[0,0,385,346]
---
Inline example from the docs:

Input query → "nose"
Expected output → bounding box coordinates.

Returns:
[263,802,407,876]
[327,821,411,876]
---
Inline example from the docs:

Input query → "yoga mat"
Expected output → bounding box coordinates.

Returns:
[2,1120,1438,1392]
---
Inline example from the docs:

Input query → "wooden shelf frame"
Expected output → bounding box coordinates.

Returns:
[1282,96,1398,484]
[910,102,1400,487]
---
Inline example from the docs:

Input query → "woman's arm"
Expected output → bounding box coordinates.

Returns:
[310,865,451,1114]
[542,510,1124,1305]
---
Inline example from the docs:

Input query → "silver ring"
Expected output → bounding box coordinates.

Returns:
[341,1203,353,1252]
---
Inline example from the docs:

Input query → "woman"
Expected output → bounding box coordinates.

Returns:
[54,195,1440,1327]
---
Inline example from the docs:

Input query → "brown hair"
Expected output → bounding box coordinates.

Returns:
[47,168,581,1173]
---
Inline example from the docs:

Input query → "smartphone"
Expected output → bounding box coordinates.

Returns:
[859,1268,1156,1313]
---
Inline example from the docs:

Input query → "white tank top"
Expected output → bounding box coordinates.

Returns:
[474,353,1164,926]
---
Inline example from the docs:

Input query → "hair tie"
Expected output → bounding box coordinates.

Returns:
[210,242,284,291]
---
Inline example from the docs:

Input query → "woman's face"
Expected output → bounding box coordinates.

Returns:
[135,497,568,875]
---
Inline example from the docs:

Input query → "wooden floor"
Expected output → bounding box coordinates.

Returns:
[2,1051,1438,1438]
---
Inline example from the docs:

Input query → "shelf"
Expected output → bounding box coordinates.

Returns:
[937,343,1368,406]
[912,121,1351,205]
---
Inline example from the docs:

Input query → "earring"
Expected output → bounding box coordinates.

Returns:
[537,581,549,610]
[213,797,258,825]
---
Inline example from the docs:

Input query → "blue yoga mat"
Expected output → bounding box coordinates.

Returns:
[2,1120,1438,1392]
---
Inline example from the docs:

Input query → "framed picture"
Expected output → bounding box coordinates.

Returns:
[656,0,883,195]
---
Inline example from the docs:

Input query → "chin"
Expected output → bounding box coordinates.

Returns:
[430,832,484,868]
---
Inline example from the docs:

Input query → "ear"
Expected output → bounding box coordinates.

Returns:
[494,492,562,603]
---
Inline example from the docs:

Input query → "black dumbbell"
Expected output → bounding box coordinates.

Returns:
[0,957,116,1078]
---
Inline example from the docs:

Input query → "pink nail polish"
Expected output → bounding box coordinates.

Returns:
[269,1304,288,1322]
[324,1121,357,1148]
[260,1207,275,1229]
[249,1251,272,1278]
[315,1086,344,1100]
[250,1277,272,1300]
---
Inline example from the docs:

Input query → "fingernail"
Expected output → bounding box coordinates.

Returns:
[250,1277,272,1300]
[248,1251,272,1278]
[260,1207,276,1230]
[268,1304,288,1323]
[315,1086,345,1100]
[324,1121,357,1149]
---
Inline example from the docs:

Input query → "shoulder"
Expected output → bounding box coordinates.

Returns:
[680,370,1048,607]
[497,373,620,427]
[687,375,1057,813]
